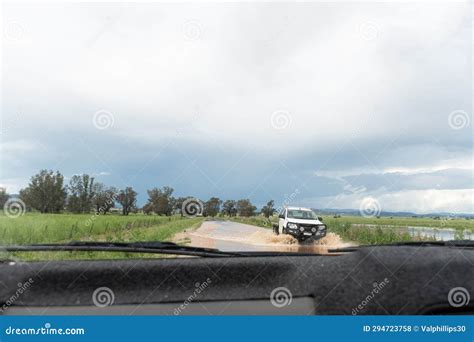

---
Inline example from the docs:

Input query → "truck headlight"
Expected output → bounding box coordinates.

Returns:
[311,227,317,233]
[287,223,298,229]
[299,227,305,232]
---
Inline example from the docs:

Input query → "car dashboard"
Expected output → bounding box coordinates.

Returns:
[1,245,473,315]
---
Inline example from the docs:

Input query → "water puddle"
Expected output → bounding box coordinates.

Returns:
[352,224,473,241]
[175,221,351,254]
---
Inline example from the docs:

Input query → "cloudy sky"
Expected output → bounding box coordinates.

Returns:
[1,1,473,213]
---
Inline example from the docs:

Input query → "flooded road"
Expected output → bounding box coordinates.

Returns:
[352,224,473,241]
[174,220,352,254]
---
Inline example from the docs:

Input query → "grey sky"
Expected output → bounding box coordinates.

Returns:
[1,1,473,213]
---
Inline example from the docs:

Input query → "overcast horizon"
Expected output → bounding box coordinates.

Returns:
[1,2,473,214]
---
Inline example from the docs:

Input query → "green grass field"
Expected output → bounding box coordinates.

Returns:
[1,212,472,260]
[229,214,474,245]
[0,213,204,260]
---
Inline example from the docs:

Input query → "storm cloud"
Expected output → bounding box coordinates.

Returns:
[1,1,472,213]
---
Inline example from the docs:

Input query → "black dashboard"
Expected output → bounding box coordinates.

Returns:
[1,245,473,315]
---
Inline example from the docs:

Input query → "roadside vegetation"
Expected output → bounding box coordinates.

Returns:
[228,214,474,245]
[0,214,204,260]
[1,169,472,258]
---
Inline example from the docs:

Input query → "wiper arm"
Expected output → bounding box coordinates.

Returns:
[329,240,474,253]
[1,241,332,259]
[1,241,247,258]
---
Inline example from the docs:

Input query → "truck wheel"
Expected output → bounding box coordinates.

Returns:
[298,236,308,243]
[273,224,279,235]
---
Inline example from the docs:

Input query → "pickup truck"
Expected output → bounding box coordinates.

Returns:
[273,207,327,242]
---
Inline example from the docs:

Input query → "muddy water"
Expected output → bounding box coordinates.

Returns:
[175,221,352,254]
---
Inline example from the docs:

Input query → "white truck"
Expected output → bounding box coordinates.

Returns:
[273,207,327,242]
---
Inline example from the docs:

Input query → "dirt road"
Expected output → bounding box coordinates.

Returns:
[174,220,352,254]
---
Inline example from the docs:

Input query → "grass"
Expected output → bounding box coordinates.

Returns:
[227,214,474,245]
[322,215,474,231]
[1,212,472,259]
[0,213,204,261]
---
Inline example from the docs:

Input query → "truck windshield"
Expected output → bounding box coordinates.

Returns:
[287,210,318,220]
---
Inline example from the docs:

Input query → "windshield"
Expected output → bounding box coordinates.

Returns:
[287,210,319,220]
[1,2,472,262]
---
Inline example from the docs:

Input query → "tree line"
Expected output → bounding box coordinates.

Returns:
[0,169,276,218]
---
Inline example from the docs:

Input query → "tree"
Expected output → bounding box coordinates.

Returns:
[236,199,256,217]
[92,183,117,214]
[117,187,137,216]
[67,174,95,213]
[0,187,9,209]
[204,197,222,217]
[142,202,154,215]
[173,197,188,217]
[145,186,174,216]
[19,170,67,213]
[221,200,237,216]
[261,200,275,219]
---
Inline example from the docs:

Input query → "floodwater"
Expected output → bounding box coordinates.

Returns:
[174,221,352,254]
[352,224,473,241]
[406,226,473,241]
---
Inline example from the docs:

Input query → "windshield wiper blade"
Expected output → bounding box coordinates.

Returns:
[1,241,333,258]
[1,241,247,258]
[329,240,474,253]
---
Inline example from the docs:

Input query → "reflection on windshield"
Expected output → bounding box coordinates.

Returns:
[287,210,318,220]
